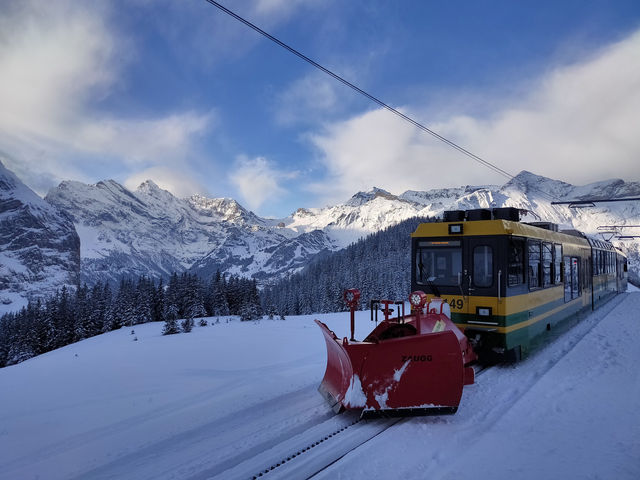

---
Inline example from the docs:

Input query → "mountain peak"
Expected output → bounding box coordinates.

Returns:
[502,170,574,199]
[188,195,259,225]
[0,160,20,192]
[346,187,396,206]
[135,180,176,200]
[508,170,553,186]
[136,179,161,192]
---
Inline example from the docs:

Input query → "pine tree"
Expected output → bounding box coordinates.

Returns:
[181,318,193,332]
[74,284,91,341]
[162,302,180,335]
[151,278,165,323]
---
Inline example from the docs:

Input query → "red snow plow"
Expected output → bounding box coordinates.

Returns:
[316,290,476,418]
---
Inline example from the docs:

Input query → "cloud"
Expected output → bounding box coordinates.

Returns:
[251,0,326,23]
[70,112,213,164]
[0,0,213,194]
[0,1,116,135]
[310,28,640,204]
[275,73,339,126]
[229,156,297,211]
[124,166,208,198]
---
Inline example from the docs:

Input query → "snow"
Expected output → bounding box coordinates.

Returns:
[1,295,639,480]
[343,375,367,408]
[0,291,28,315]
[393,358,411,382]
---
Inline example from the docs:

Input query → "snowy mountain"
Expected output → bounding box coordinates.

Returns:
[1,163,638,309]
[278,171,640,282]
[43,170,640,288]
[42,179,487,287]
[44,178,346,286]
[45,179,288,285]
[0,161,80,313]
[497,171,640,284]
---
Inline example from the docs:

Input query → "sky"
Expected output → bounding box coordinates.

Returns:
[1,0,640,218]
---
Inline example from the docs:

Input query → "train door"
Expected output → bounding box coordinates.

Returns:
[564,256,580,303]
[464,237,501,315]
[616,254,623,293]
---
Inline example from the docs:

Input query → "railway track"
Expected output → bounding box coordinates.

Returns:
[207,409,383,480]
[207,294,632,480]
[212,364,490,480]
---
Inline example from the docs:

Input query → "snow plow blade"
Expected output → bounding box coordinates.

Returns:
[315,299,476,417]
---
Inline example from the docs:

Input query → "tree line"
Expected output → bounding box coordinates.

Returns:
[1,216,432,367]
[262,217,432,315]
[0,271,261,367]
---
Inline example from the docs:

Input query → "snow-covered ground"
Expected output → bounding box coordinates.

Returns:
[1,293,639,480]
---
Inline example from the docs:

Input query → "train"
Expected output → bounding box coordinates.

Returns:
[316,207,628,417]
[412,207,628,362]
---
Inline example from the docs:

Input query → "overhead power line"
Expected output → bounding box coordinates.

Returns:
[598,225,640,230]
[203,0,564,202]
[552,197,640,208]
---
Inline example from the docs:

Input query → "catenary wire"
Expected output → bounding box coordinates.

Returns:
[203,0,562,203]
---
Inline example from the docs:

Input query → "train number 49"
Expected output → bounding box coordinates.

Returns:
[448,298,463,310]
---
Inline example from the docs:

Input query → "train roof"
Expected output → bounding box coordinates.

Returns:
[584,235,616,251]
[412,209,623,256]
[412,219,591,246]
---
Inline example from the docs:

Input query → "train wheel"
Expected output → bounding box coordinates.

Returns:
[505,345,522,363]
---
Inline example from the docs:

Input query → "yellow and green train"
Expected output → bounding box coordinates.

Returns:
[411,208,628,362]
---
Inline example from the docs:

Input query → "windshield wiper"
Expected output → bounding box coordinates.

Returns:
[426,276,441,298]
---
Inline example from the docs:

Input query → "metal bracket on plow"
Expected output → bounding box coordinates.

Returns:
[370,299,405,324]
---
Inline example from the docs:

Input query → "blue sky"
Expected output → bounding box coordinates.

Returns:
[1,0,640,218]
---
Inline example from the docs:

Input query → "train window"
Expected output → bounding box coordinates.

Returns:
[571,257,580,299]
[620,258,623,279]
[597,250,602,275]
[564,257,571,302]
[599,250,604,275]
[542,243,553,287]
[554,244,562,284]
[610,252,615,274]
[415,246,462,286]
[592,250,598,275]
[508,238,525,286]
[611,252,614,274]
[473,245,493,287]
[617,257,622,279]
[528,240,541,289]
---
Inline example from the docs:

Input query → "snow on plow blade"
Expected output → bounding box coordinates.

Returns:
[316,305,475,418]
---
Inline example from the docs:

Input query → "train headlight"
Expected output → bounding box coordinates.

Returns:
[477,307,492,316]
[409,291,428,309]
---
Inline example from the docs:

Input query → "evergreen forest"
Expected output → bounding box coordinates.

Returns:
[0,216,431,367]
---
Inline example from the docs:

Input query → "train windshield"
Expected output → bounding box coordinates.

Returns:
[415,240,462,287]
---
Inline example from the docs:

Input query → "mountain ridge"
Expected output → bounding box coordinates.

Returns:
[0,160,80,312]
[2,164,639,313]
